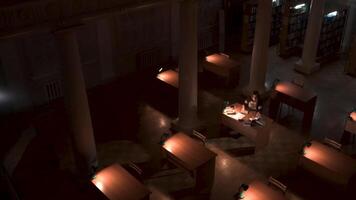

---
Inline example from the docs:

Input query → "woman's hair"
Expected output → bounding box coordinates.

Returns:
[252,90,260,101]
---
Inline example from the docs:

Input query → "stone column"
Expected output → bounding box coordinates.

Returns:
[219,9,225,52]
[245,0,272,94]
[171,0,180,61]
[177,0,198,131]
[295,0,326,74]
[54,27,97,178]
[97,18,116,81]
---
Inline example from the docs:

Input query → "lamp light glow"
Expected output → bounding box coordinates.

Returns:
[158,67,163,73]
[294,3,305,9]
[326,11,338,17]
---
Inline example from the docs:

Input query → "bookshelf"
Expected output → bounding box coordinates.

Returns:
[345,35,356,76]
[316,7,348,63]
[278,0,310,57]
[240,0,283,53]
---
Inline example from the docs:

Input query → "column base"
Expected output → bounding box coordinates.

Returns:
[171,117,203,134]
[294,59,320,75]
[242,84,268,98]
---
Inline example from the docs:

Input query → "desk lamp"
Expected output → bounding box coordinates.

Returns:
[300,141,312,155]
[349,108,356,121]
[271,78,280,90]
[159,132,171,145]
[234,183,249,199]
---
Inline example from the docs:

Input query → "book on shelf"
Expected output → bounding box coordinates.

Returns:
[278,0,310,57]
[241,0,283,52]
[317,7,348,62]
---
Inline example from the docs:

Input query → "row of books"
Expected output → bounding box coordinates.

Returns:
[242,1,283,51]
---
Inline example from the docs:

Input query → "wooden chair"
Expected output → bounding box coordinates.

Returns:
[220,53,230,58]
[124,161,143,181]
[192,130,207,145]
[292,76,305,88]
[268,176,287,194]
[323,138,342,151]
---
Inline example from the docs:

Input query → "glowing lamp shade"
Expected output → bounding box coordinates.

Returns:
[326,11,338,17]
[294,3,305,9]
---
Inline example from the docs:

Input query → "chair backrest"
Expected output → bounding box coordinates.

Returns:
[128,161,143,176]
[192,130,207,145]
[292,77,305,88]
[323,138,342,151]
[268,176,287,194]
[220,53,230,58]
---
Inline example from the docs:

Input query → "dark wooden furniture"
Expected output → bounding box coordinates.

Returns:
[222,103,274,150]
[243,180,287,200]
[299,141,356,186]
[269,81,317,130]
[92,164,150,200]
[204,53,240,86]
[162,132,217,191]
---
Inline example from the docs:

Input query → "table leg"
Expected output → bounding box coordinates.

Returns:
[269,98,280,120]
[195,158,216,193]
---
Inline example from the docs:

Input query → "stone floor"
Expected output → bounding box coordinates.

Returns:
[4,45,356,200]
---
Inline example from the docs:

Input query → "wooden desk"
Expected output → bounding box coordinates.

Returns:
[204,54,240,86]
[299,141,356,185]
[156,69,179,88]
[162,133,217,190]
[221,103,274,150]
[269,81,317,130]
[243,180,287,200]
[92,164,150,200]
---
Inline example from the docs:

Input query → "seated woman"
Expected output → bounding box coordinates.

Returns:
[244,90,262,112]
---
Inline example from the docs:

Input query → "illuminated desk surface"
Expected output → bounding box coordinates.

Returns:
[222,103,274,149]
[301,141,356,185]
[163,132,217,171]
[204,54,240,86]
[270,81,317,130]
[274,81,316,103]
[156,69,178,88]
[205,54,239,69]
[92,164,150,200]
[243,180,287,200]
